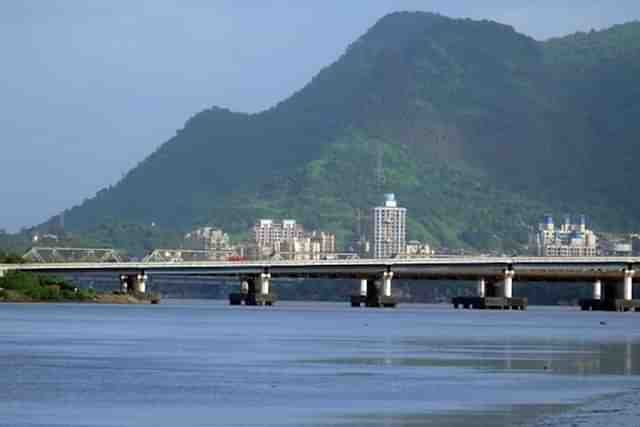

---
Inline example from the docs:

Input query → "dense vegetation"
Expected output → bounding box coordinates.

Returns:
[0,271,96,302]
[13,13,640,255]
[0,250,24,264]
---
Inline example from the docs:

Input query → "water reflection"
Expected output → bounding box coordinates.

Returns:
[306,336,640,426]
[302,338,640,376]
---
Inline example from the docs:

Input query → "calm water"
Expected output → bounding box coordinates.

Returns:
[1,301,639,427]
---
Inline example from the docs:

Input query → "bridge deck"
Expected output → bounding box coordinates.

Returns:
[3,257,638,282]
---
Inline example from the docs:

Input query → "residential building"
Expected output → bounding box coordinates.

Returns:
[536,214,597,257]
[252,219,335,260]
[406,240,433,258]
[372,194,407,258]
[254,219,304,248]
[184,227,230,251]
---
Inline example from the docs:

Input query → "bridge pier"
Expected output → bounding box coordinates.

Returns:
[453,271,526,310]
[624,269,634,301]
[229,274,276,306]
[119,273,147,294]
[350,279,369,307]
[379,271,396,308]
[133,274,147,293]
[119,275,129,293]
[477,278,486,298]
[580,270,640,311]
[350,273,396,308]
[593,280,602,300]
[503,270,514,299]
[0,268,6,279]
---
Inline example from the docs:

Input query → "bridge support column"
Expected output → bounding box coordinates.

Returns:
[260,273,270,295]
[119,274,148,294]
[132,274,147,293]
[230,278,257,305]
[351,279,368,307]
[382,272,393,298]
[593,280,602,300]
[580,274,640,311]
[231,275,275,306]
[624,269,634,301]
[241,280,249,294]
[503,270,514,299]
[0,268,6,279]
[379,272,396,308]
[477,278,486,298]
[453,275,526,310]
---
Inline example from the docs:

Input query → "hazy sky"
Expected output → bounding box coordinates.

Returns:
[1,1,639,232]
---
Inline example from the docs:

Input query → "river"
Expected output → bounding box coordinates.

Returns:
[1,301,639,426]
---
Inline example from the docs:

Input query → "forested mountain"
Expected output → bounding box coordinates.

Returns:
[36,12,640,254]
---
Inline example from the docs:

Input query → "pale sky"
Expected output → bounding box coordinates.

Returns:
[1,1,639,231]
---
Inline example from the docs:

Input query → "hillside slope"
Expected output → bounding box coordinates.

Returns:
[46,12,640,253]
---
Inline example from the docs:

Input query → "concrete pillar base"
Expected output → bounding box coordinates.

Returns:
[452,296,527,310]
[579,298,640,312]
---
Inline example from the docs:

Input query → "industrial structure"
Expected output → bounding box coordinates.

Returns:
[372,194,406,258]
[536,215,597,257]
[22,247,125,263]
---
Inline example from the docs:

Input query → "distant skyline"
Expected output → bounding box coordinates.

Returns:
[1,1,639,232]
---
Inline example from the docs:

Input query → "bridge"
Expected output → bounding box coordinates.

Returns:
[1,257,639,311]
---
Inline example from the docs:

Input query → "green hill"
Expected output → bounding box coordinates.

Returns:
[33,12,640,254]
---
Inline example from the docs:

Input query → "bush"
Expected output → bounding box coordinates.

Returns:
[0,271,75,301]
[1,271,40,292]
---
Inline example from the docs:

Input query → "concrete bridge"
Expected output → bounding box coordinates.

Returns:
[1,257,639,311]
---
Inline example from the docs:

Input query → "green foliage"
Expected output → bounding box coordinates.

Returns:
[25,14,640,254]
[0,271,94,302]
[0,250,26,264]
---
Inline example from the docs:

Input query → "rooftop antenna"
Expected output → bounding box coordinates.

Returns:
[375,139,385,193]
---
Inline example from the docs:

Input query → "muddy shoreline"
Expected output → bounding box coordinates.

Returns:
[0,290,160,304]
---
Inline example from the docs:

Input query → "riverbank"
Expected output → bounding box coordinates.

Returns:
[0,289,160,304]
[0,269,160,304]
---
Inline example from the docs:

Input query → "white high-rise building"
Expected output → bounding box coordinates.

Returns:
[372,194,406,258]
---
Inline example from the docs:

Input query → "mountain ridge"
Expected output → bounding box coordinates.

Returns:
[28,12,640,254]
